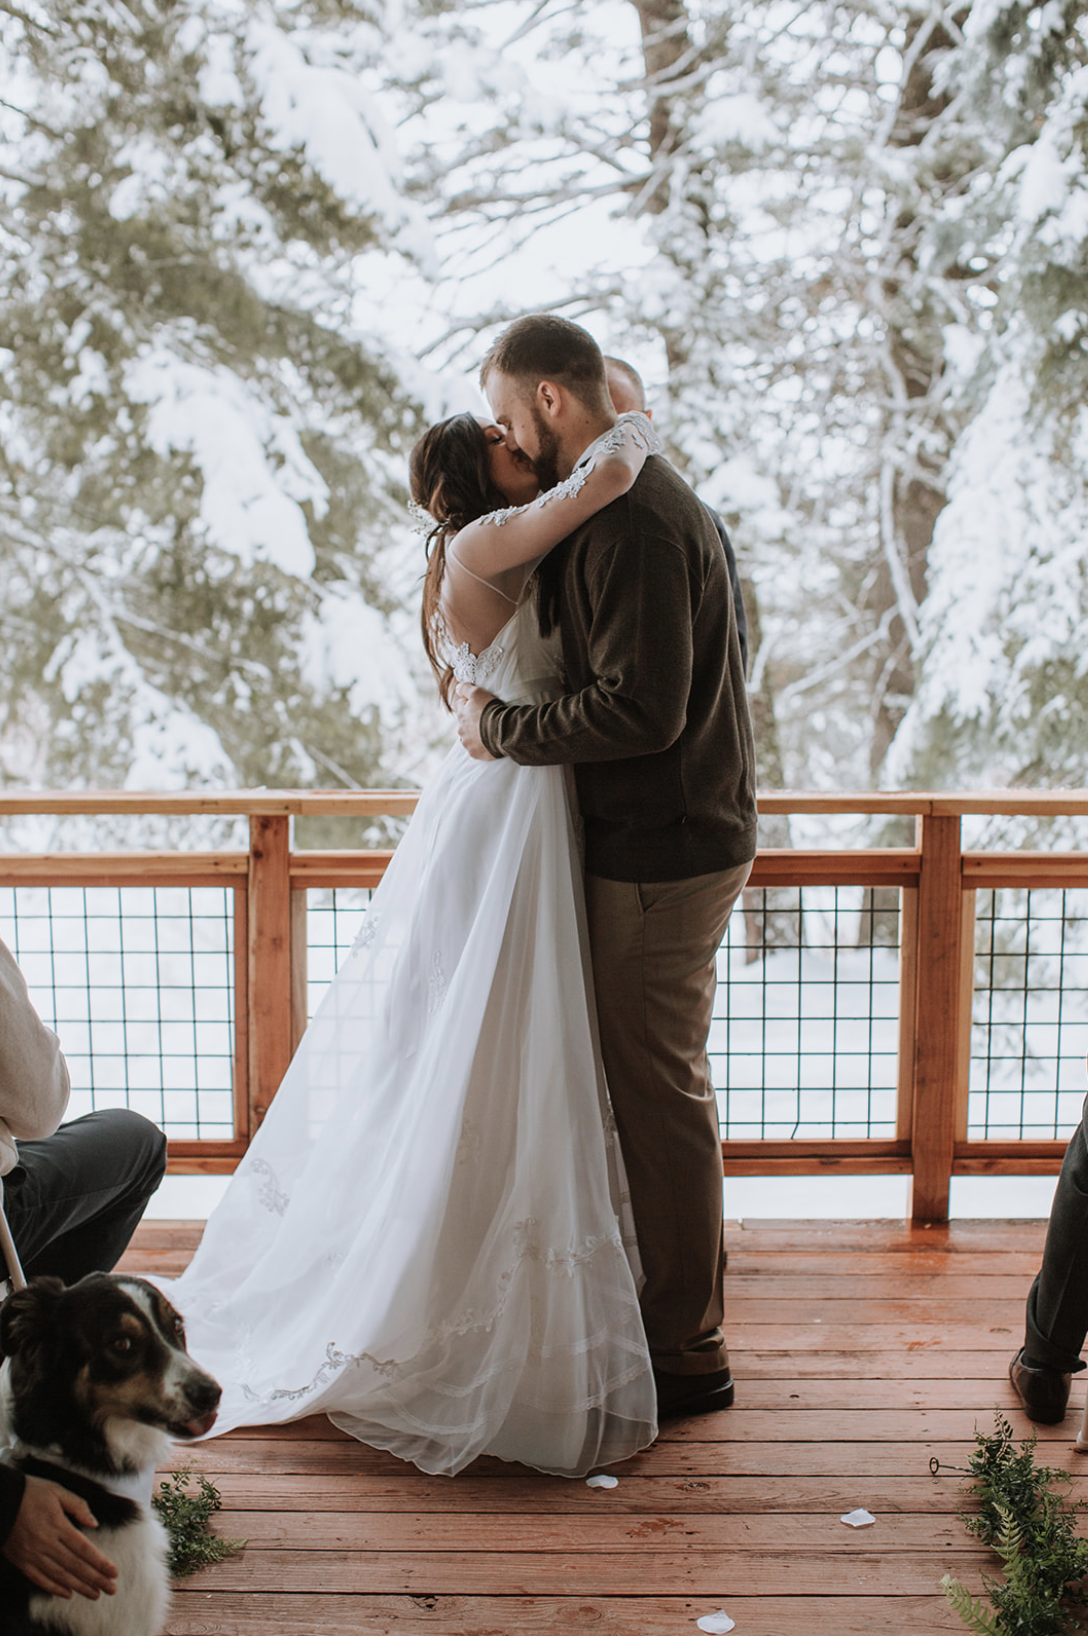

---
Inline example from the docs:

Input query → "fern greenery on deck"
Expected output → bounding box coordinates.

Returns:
[943,1413,1088,1635]
[152,1466,246,1579]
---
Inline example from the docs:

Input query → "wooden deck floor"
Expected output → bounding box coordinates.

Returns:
[118,1216,1088,1635]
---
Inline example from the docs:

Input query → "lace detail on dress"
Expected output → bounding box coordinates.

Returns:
[475,412,660,529]
[250,1157,289,1217]
[480,465,590,527]
[589,411,659,459]
[235,1223,630,1409]
[242,1341,400,1403]
[512,1218,623,1277]
[352,911,381,954]
[451,640,505,686]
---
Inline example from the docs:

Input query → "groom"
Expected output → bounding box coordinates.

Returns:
[454,315,757,1418]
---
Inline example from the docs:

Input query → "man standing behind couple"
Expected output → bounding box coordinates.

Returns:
[455,315,757,1418]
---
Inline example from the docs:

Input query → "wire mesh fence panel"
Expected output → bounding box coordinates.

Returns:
[303,883,904,1141]
[0,884,236,1139]
[298,879,1088,1148]
[304,886,376,1020]
[712,885,902,1139]
[969,888,1088,1140]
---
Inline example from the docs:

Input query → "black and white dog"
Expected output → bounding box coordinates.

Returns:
[0,1273,221,1636]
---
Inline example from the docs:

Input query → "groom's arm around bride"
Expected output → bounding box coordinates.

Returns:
[455,314,757,1419]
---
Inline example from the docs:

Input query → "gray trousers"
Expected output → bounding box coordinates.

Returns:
[585,860,751,1376]
[1025,1090,1088,1375]
[2,1110,166,1286]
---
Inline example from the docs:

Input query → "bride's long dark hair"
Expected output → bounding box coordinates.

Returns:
[410,413,510,708]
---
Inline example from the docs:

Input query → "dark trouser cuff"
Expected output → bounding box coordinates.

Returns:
[1025,1273,1088,1375]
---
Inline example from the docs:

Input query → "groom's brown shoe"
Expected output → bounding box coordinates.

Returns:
[1009,1349,1071,1424]
[654,1365,735,1420]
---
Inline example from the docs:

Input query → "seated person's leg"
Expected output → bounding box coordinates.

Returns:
[3,1109,167,1284]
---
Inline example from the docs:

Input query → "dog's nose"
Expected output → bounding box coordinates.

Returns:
[187,1374,222,1413]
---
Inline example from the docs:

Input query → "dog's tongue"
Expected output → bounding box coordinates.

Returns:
[184,1411,218,1437]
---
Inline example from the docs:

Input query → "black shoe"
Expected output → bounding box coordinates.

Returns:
[1009,1349,1071,1424]
[654,1365,735,1421]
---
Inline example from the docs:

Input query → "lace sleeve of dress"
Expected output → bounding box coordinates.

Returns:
[474,412,661,529]
[584,410,660,461]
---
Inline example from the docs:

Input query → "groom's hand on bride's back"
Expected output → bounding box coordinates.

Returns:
[454,684,498,761]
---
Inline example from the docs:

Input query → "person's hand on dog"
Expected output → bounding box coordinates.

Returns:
[2,1474,118,1599]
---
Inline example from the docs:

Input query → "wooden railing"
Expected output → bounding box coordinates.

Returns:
[2,788,1087,1224]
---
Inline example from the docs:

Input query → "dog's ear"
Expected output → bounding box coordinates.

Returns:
[0,1276,65,1363]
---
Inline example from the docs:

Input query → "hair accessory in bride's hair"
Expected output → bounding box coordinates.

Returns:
[408,499,436,536]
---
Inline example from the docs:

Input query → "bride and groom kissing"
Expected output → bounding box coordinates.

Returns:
[160,313,758,1478]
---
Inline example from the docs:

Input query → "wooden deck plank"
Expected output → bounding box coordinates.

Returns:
[724,1300,1027,1322]
[202,1349,1044,1385]
[207,1509,983,1550]
[718,1323,1024,1349]
[176,1435,1081,1480]
[690,1378,1034,1409]
[733,1350,1036,1378]
[725,1253,1045,1275]
[726,1274,1035,1296]
[195,1473,992,1514]
[168,1545,989,1596]
[114,1218,1079,1636]
[659,1409,1040,1440]
[722,1221,1048,1251]
[164,1591,970,1634]
[220,1401,1060,1443]
[181,1377,1054,1418]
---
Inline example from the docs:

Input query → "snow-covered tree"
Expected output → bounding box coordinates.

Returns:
[5,0,1086,828]
[387,0,982,797]
[391,0,1087,817]
[887,0,1088,801]
[0,0,433,839]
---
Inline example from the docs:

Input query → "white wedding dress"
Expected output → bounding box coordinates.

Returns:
[160,601,657,1477]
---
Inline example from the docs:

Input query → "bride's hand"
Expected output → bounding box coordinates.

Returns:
[454,683,498,761]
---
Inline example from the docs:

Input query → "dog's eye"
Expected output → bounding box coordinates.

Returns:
[112,1336,133,1354]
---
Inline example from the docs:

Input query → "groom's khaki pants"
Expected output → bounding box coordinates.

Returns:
[585,860,751,1376]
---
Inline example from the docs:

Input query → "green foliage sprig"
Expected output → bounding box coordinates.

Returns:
[942,1412,1088,1635]
[151,1465,246,1579]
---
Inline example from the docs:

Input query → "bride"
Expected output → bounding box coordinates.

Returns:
[160,408,661,1478]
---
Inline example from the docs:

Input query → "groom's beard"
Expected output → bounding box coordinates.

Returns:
[528,405,561,491]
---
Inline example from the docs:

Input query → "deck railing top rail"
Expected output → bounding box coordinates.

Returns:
[3,788,1088,817]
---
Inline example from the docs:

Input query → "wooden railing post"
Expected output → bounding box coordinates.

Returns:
[247,814,293,1131]
[290,887,308,1059]
[907,812,964,1223]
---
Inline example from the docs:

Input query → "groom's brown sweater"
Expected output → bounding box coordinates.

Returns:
[478,453,758,882]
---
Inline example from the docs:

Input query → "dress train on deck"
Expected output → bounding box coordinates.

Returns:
[160,604,657,1477]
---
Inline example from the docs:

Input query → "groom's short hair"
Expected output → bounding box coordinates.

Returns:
[481,315,612,413]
